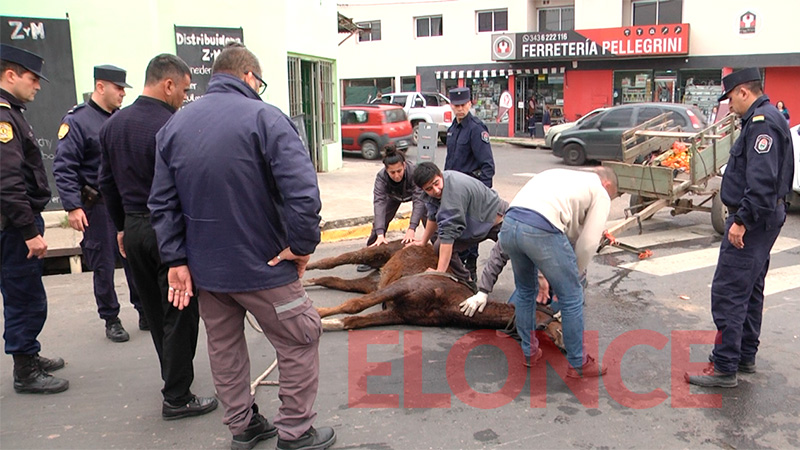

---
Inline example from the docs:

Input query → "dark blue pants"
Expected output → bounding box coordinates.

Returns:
[82,203,141,320]
[710,207,785,374]
[1,215,47,355]
[123,214,198,404]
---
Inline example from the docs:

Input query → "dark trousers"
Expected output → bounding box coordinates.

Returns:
[1,215,47,355]
[123,214,199,404]
[434,221,502,282]
[366,200,402,246]
[82,203,141,320]
[710,209,785,374]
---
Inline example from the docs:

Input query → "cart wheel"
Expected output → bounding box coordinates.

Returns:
[711,193,728,235]
[629,194,656,217]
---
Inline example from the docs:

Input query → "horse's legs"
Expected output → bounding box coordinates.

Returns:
[321,309,404,331]
[304,272,380,294]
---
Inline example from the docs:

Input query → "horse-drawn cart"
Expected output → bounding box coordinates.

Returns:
[602,113,740,246]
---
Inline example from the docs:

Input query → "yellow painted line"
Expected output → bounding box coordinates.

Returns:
[321,217,410,243]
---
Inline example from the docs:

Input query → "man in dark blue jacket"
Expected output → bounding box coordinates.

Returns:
[444,87,496,283]
[686,68,794,388]
[53,65,144,342]
[1,44,69,395]
[149,43,334,450]
[99,54,217,420]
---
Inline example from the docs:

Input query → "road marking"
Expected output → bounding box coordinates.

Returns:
[764,265,800,296]
[600,224,713,253]
[617,236,800,276]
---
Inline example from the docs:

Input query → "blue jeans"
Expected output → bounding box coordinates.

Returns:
[499,216,586,368]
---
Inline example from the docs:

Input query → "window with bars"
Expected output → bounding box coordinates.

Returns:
[477,9,508,32]
[357,20,381,42]
[287,57,302,117]
[538,7,574,32]
[318,60,335,142]
[416,15,443,37]
[632,0,682,25]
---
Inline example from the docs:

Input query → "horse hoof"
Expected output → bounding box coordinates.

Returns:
[321,318,344,331]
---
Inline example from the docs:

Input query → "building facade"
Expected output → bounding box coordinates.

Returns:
[338,0,800,137]
[2,0,342,202]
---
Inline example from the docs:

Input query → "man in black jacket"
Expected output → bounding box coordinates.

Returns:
[99,53,217,419]
[0,44,69,394]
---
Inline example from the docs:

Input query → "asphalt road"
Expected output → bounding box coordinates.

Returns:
[1,142,798,449]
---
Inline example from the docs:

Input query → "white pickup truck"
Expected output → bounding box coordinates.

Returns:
[372,92,453,145]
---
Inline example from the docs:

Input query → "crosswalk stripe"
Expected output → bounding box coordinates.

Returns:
[617,236,800,276]
[600,224,713,253]
[764,265,800,297]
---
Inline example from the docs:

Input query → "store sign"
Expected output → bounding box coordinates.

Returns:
[739,11,756,34]
[2,16,77,210]
[175,25,243,103]
[491,24,690,61]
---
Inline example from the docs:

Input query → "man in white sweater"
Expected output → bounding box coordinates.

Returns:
[498,167,618,377]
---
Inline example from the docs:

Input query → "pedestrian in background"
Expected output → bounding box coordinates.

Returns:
[149,43,335,450]
[444,87,495,284]
[776,100,790,123]
[686,68,794,388]
[498,167,618,375]
[356,144,425,272]
[1,44,69,394]
[53,64,145,343]
[99,54,217,419]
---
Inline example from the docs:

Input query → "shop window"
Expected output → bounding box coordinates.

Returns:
[357,21,381,42]
[539,7,574,32]
[477,9,508,32]
[416,15,443,37]
[616,71,653,104]
[632,0,682,25]
[468,77,510,123]
[401,76,416,92]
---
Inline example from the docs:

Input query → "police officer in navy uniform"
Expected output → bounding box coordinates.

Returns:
[54,65,145,342]
[686,68,794,388]
[445,87,496,283]
[1,44,69,394]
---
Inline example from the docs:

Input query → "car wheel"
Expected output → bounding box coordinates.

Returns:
[361,139,380,160]
[711,192,728,235]
[411,123,421,146]
[563,143,586,166]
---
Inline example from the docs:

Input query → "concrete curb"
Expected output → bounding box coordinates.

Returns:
[321,214,410,243]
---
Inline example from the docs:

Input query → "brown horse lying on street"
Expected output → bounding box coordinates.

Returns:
[304,241,564,350]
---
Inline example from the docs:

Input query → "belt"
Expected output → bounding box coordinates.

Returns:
[127,212,150,218]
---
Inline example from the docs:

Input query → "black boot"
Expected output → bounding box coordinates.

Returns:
[13,354,69,394]
[276,427,336,450]
[105,317,130,342]
[231,404,278,450]
[138,312,150,331]
[35,353,65,372]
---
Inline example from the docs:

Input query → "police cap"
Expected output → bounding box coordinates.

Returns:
[718,68,761,102]
[0,44,48,81]
[449,87,472,105]
[94,64,132,88]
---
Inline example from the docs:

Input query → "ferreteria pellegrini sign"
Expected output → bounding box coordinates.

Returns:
[491,24,690,61]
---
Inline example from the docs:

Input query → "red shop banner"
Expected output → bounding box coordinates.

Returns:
[492,24,690,61]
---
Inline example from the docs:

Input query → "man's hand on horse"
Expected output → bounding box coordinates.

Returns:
[369,235,389,247]
[459,291,488,317]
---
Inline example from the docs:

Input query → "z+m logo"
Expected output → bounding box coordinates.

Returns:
[9,21,46,40]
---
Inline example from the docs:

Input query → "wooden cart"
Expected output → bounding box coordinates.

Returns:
[602,113,739,241]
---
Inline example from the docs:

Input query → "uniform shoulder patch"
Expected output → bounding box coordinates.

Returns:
[752,115,765,122]
[481,131,490,144]
[0,101,10,109]
[0,122,13,143]
[58,123,70,140]
[754,134,772,154]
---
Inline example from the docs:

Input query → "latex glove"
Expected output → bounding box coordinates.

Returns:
[459,291,488,317]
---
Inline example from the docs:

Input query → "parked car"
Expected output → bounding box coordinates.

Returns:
[552,102,707,165]
[544,107,607,148]
[371,92,453,145]
[341,104,413,160]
